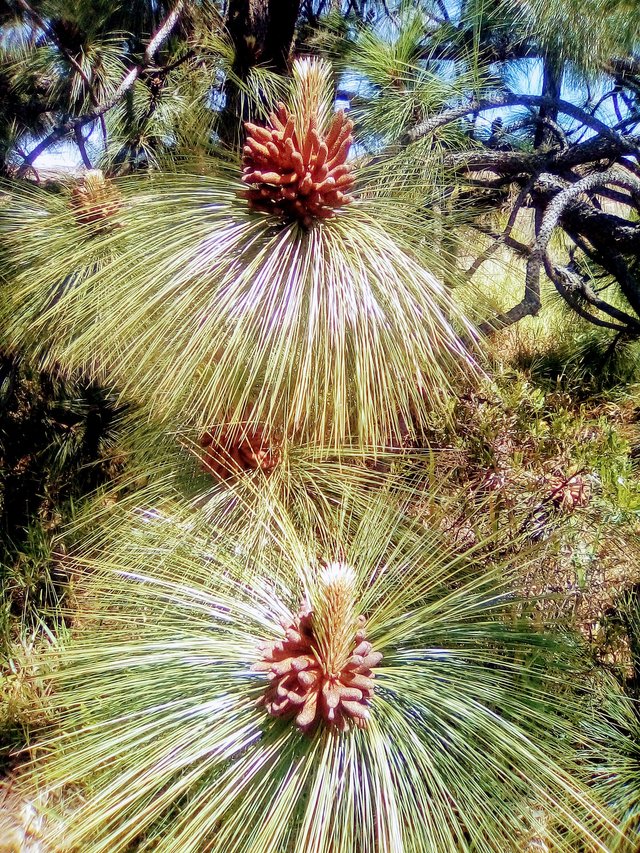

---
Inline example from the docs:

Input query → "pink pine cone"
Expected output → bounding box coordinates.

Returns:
[241,103,355,227]
[254,610,382,733]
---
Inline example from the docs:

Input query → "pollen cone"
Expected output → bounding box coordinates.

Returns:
[242,58,355,226]
[69,170,121,227]
[255,563,382,732]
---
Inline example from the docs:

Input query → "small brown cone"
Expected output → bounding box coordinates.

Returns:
[199,424,280,481]
[254,564,381,733]
[69,169,121,227]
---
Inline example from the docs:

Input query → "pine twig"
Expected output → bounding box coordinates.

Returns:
[16,1,184,178]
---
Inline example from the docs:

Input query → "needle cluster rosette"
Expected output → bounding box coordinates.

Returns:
[199,424,280,480]
[241,103,355,227]
[69,169,121,227]
[254,564,382,732]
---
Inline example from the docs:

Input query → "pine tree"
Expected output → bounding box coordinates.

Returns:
[1,1,640,851]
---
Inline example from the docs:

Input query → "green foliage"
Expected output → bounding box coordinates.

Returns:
[514,0,640,76]
[28,485,620,852]
[90,447,438,554]
[426,364,638,503]
[515,330,640,401]
[0,352,124,591]
[583,590,640,845]
[2,2,640,848]
[413,362,640,638]
[584,670,640,848]
[0,0,227,173]
[0,60,478,446]
[0,625,59,767]
[0,352,124,756]
[327,11,495,212]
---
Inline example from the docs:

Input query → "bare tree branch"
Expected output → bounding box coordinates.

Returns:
[443,133,640,176]
[74,124,93,169]
[545,256,640,332]
[405,92,639,155]
[498,114,569,149]
[478,201,543,337]
[465,178,535,280]
[471,225,531,259]
[524,169,640,324]
[477,168,640,335]
[433,0,450,22]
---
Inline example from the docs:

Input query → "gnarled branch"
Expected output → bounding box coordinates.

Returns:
[405,92,639,155]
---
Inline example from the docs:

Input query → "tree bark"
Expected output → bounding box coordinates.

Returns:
[226,0,300,76]
[220,0,301,146]
[534,56,563,149]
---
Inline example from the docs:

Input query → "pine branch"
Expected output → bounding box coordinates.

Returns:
[12,0,94,92]
[443,133,640,176]
[16,0,185,177]
[74,125,93,169]
[479,168,640,335]
[545,256,640,332]
[405,92,640,155]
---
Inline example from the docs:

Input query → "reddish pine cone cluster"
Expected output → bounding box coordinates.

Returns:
[69,169,121,227]
[254,610,382,733]
[199,425,280,481]
[547,472,590,512]
[241,104,355,226]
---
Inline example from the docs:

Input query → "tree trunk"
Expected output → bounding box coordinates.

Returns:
[534,55,563,149]
[227,0,301,77]
[221,0,301,145]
